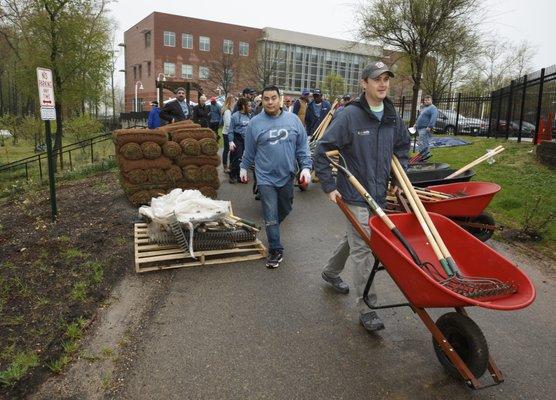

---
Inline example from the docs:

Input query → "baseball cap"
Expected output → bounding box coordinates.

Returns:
[150,100,159,106]
[343,94,351,101]
[362,61,394,79]
[242,87,255,95]
[313,89,322,96]
[301,90,310,96]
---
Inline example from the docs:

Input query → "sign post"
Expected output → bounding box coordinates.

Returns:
[37,67,57,221]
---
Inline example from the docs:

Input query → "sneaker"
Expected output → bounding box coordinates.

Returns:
[359,311,385,332]
[224,166,230,173]
[266,250,283,269]
[321,272,349,294]
[254,193,261,201]
[229,177,237,184]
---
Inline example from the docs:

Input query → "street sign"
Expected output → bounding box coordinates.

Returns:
[36,67,56,108]
[40,107,56,120]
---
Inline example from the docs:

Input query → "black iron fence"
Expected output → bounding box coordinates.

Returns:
[392,65,556,142]
[0,132,115,186]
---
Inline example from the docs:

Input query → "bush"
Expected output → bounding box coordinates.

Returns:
[64,115,103,143]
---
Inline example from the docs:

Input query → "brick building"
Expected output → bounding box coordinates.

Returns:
[122,12,261,112]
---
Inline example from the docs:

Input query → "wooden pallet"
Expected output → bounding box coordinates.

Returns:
[134,223,267,273]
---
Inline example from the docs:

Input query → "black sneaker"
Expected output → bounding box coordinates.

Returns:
[359,311,385,332]
[266,250,283,269]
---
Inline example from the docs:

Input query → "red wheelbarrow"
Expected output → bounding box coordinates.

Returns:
[337,199,536,389]
[420,181,501,241]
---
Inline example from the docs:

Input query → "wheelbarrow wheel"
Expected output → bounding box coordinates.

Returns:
[464,212,495,242]
[432,312,489,381]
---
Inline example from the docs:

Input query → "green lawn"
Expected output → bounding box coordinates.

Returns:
[424,136,555,258]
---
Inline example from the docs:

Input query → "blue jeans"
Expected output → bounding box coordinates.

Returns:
[258,179,294,252]
[417,127,431,154]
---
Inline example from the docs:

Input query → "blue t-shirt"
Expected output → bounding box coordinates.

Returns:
[228,111,251,143]
[241,111,312,187]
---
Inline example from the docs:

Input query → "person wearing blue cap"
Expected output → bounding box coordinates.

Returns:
[292,90,310,126]
[305,89,331,137]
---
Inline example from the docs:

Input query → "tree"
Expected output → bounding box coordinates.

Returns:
[206,54,237,97]
[358,0,482,124]
[321,74,345,102]
[248,40,287,90]
[0,0,113,168]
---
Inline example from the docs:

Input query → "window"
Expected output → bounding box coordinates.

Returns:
[144,31,151,47]
[239,41,249,56]
[182,33,193,49]
[199,66,209,80]
[133,65,137,80]
[164,62,175,77]
[147,61,151,77]
[223,39,233,55]
[199,36,210,51]
[182,64,193,79]
[163,31,175,47]
[138,64,142,78]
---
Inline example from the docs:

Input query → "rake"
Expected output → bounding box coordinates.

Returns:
[325,150,516,299]
[390,156,517,298]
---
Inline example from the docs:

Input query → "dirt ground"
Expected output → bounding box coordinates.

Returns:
[0,172,136,399]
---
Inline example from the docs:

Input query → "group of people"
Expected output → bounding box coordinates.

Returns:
[146,61,412,333]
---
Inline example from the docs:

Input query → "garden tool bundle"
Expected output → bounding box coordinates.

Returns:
[325,150,516,299]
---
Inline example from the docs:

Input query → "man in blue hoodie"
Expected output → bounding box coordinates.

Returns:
[305,89,331,137]
[314,61,410,332]
[414,95,438,156]
[240,85,312,269]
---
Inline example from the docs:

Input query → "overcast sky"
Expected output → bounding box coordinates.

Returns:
[109,0,554,84]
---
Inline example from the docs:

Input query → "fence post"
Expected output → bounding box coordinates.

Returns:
[69,150,73,170]
[505,80,514,140]
[400,95,405,119]
[533,68,546,145]
[487,92,495,138]
[25,163,29,181]
[90,139,94,164]
[38,155,43,181]
[518,74,528,143]
[496,89,503,138]
[455,92,462,135]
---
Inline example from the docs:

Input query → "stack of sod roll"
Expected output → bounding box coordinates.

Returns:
[113,121,220,206]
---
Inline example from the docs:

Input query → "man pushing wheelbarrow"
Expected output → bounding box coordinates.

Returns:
[314,61,410,332]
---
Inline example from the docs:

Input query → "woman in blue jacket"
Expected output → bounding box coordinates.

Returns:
[228,97,252,183]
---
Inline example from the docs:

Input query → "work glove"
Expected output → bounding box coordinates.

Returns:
[299,168,311,188]
[240,168,248,183]
[229,141,236,152]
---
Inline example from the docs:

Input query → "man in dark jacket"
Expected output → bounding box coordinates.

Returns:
[314,61,410,333]
[208,96,222,138]
[305,89,331,136]
[160,87,191,123]
[193,95,211,127]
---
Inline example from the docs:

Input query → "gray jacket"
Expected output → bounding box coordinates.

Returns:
[314,95,410,208]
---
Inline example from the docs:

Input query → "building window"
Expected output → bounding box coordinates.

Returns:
[147,61,151,77]
[182,64,193,79]
[164,62,175,77]
[182,33,193,49]
[199,36,210,51]
[239,41,249,56]
[133,65,137,80]
[163,31,176,47]
[138,64,142,78]
[199,66,209,80]
[223,39,233,55]
[145,31,151,47]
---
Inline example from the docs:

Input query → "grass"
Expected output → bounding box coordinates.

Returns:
[426,136,555,256]
[0,352,39,388]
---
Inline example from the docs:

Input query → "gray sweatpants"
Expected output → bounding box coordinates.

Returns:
[322,203,377,314]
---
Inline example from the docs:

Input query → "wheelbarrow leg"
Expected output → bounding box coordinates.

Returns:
[412,307,483,389]
[456,307,505,384]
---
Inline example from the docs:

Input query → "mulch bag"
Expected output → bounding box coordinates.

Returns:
[162,141,182,159]
[180,138,201,156]
[171,128,215,143]
[141,141,162,160]
[174,154,220,167]
[119,142,143,160]
[117,155,172,173]
[113,129,167,146]
[199,138,218,156]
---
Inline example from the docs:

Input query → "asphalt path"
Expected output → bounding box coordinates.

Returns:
[114,171,555,400]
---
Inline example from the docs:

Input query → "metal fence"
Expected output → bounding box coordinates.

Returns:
[0,132,115,186]
[392,65,556,142]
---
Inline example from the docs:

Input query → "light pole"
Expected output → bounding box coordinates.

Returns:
[134,80,143,112]
[157,73,166,82]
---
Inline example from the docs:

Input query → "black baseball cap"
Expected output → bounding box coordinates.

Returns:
[242,87,256,95]
[313,89,322,96]
[361,61,395,79]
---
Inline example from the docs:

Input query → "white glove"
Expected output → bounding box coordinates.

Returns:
[229,141,236,152]
[240,168,248,183]
[299,168,311,186]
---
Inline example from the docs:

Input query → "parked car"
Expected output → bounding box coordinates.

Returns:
[496,120,536,137]
[433,109,486,135]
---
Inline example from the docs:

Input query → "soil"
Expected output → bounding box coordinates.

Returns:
[0,171,136,399]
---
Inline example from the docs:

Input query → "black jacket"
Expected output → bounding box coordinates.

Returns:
[160,100,191,123]
[314,95,410,208]
[193,103,211,127]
